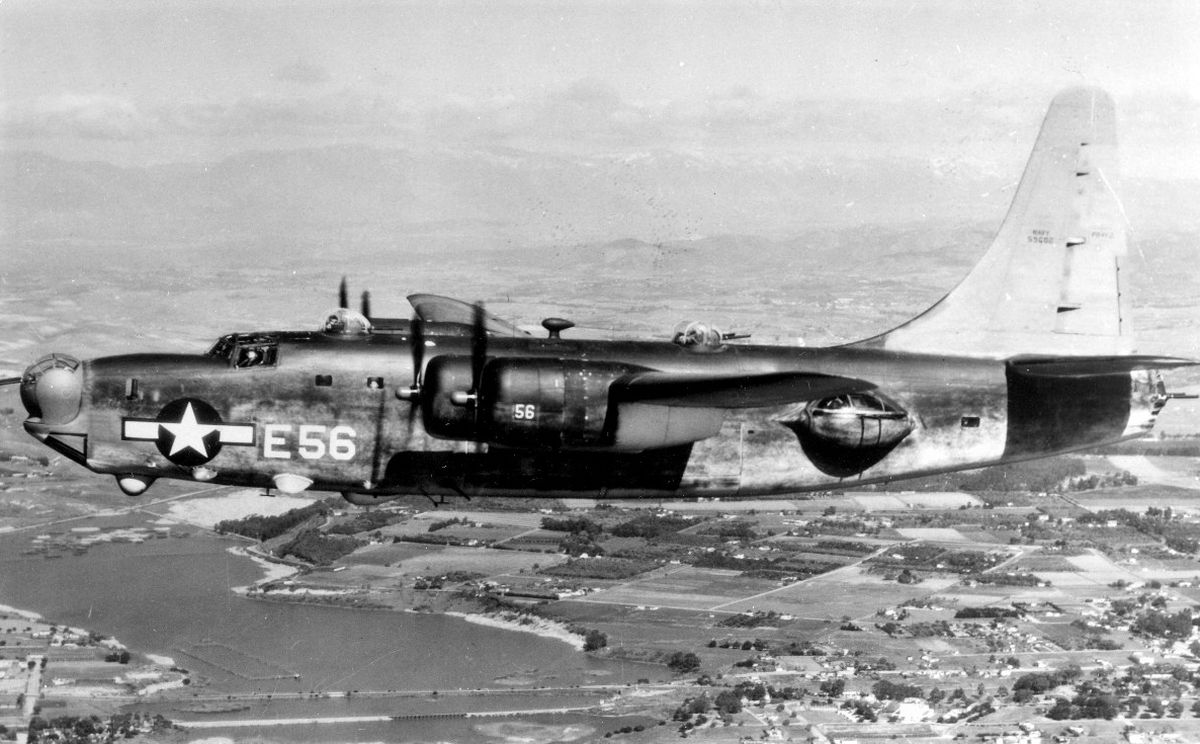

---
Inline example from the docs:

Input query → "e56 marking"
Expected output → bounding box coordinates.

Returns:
[263,424,357,460]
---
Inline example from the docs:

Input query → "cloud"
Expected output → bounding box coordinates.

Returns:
[271,61,331,86]
[3,94,156,140]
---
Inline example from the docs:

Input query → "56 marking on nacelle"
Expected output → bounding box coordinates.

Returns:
[263,424,357,461]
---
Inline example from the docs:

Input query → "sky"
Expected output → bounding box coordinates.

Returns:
[2,0,1198,178]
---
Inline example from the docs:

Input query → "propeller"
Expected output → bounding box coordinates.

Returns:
[360,291,372,319]
[451,301,488,409]
[397,313,425,403]
[338,276,349,309]
[0,377,21,387]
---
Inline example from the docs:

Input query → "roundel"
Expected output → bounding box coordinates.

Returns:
[154,398,227,467]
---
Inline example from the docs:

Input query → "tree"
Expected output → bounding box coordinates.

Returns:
[666,652,701,674]
[820,679,845,697]
[583,630,608,652]
[714,690,742,715]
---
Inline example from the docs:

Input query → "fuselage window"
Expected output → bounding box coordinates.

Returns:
[366,376,384,389]
[235,345,277,369]
[315,375,333,387]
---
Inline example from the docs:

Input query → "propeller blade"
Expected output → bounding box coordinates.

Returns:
[0,377,21,387]
[411,314,425,380]
[470,302,488,442]
[471,301,487,394]
[338,277,349,309]
[405,314,425,431]
[361,290,372,319]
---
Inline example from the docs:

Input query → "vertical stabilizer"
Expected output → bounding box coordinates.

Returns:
[854,87,1133,358]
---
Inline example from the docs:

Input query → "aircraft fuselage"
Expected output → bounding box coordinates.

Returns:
[21,330,1163,501]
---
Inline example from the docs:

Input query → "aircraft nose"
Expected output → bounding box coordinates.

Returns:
[20,353,83,425]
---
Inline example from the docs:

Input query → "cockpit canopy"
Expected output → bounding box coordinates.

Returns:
[208,333,279,368]
[672,320,724,350]
[322,308,373,336]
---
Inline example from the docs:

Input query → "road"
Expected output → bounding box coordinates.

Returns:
[175,705,598,729]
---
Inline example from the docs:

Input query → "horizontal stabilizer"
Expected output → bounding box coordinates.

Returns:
[612,371,875,408]
[1008,355,1199,378]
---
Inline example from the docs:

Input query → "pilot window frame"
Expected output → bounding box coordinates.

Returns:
[233,342,278,369]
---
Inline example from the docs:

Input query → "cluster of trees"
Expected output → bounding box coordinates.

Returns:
[697,520,759,540]
[717,610,788,629]
[557,532,604,557]
[543,557,651,579]
[279,529,359,565]
[541,516,601,534]
[327,510,399,535]
[799,517,879,537]
[27,713,173,744]
[872,679,922,700]
[1045,692,1120,720]
[969,572,1043,587]
[665,651,701,673]
[953,457,1086,493]
[954,606,1021,619]
[214,500,332,540]
[707,637,768,651]
[427,516,471,532]
[1077,507,1200,555]
[1131,608,1195,640]
[582,629,608,652]
[1068,471,1138,491]
[809,540,875,556]
[1011,665,1084,702]
[610,513,694,538]
[103,649,131,664]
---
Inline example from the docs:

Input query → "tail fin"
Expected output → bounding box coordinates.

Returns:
[854,87,1133,358]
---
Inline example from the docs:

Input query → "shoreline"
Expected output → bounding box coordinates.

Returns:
[0,601,44,621]
[227,545,301,593]
[444,610,585,651]
[227,543,586,651]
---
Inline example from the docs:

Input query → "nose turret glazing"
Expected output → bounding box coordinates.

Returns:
[21,353,83,425]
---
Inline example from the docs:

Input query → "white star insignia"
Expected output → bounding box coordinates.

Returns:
[160,403,217,457]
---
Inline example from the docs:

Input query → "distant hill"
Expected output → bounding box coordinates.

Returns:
[4,146,1195,248]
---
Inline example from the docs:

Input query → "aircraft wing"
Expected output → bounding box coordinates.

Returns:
[1008,355,1200,378]
[611,371,875,408]
[407,294,530,336]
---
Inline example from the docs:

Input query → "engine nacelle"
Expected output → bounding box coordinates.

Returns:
[420,357,726,451]
[422,356,640,448]
[482,358,637,448]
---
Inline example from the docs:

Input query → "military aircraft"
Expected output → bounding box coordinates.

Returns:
[3,87,1195,504]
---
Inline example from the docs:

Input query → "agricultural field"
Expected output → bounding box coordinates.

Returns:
[581,566,781,611]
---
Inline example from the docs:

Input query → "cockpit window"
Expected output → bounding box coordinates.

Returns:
[208,335,236,359]
[235,343,277,368]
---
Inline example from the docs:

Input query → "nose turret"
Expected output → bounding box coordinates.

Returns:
[20,353,83,425]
